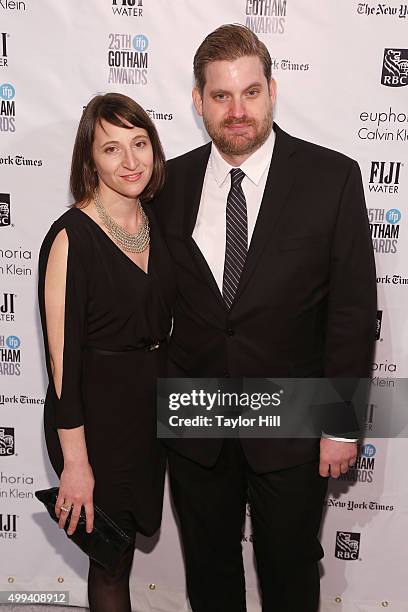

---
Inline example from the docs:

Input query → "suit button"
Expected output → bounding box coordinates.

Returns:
[227,328,234,336]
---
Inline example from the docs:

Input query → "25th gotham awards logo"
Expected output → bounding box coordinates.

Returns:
[367,206,402,254]
[0,427,15,456]
[108,33,148,85]
[112,0,143,17]
[335,532,361,560]
[0,334,21,376]
[339,443,377,483]
[0,194,11,227]
[245,0,288,34]
[382,49,408,87]
[0,82,15,132]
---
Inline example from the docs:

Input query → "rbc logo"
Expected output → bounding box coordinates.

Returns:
[133,35,148,52]
[386,208,401,224]
[6,335,20,349]
[0,83,15,100]
[361,443,376,458]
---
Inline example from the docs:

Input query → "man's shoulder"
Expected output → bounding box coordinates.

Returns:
[279,125,357,172]
[166,142,211,172]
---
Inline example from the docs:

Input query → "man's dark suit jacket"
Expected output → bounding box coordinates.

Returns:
[153,123,377,473]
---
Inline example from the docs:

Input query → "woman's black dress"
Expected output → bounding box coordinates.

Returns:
[38,206,175,537]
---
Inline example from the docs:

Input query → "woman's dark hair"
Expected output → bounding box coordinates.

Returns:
[70,92,165,205]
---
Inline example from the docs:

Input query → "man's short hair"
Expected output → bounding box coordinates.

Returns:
[193,24,272,94]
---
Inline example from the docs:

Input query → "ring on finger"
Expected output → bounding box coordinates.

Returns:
[60,504,72,513]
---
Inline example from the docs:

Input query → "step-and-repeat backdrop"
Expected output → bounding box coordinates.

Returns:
[1,1,407,610]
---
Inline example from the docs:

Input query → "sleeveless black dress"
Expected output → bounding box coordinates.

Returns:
[38,206,175,536]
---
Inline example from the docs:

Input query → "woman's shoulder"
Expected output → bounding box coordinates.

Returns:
[40,207,93,261]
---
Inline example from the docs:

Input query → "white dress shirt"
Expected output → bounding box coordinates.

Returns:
[192,128,356,444]
[193,129,275,291]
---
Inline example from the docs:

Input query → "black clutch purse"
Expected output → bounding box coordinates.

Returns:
[35,487,132,573]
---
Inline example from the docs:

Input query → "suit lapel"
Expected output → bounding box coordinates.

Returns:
[183,143,226,307]
[232,124,297,305]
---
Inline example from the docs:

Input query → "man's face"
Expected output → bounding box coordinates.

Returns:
[193,55,276,160]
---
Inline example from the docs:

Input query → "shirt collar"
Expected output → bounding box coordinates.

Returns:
[209,126,276,187]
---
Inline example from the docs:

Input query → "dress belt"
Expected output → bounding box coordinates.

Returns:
[85,338,167,356]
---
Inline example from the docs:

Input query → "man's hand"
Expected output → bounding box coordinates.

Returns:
[319,438,357,478]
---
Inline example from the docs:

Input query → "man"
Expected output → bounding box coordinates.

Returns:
[154,24,376,612]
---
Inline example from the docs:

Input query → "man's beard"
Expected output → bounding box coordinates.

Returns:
[203,111,273,157]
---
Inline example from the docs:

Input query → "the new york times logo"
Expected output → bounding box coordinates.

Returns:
[245,0,287,34]
[358,3,408,18]
[0,513,17,539]
[376,310,382,340]
[335,531,361,560]
[0,427,14,456]
[382,49,408,87]
[0,293,16,321]
[112,0,143,17]
[0,194,11,227]
[108,33,148,85]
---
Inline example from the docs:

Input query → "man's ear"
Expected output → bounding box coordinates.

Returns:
[192,87,203,117]
[269,78,277,106]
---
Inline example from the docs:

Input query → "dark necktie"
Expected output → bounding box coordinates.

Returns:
[222,168,247,309]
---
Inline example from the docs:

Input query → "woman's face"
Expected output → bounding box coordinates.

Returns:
[92,118,154,200]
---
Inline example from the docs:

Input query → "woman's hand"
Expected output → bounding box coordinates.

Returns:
[55,461,95,535]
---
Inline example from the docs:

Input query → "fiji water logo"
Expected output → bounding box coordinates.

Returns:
[132,34,148,52]
[6,335,20,349]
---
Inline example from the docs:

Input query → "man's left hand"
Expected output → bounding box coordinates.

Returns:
[319,438,357,478]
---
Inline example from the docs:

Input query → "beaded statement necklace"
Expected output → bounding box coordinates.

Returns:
[93,189,150,254]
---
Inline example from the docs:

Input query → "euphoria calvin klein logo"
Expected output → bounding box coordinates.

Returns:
[0,0,26,10]
[112,0,143,17]
[0,194,10,227]
[335,531,361,560]
[381,49,408,87]
[369,161,402,194]
[376,310,382,340]
[245,0,287,35]
[0,427,14,456]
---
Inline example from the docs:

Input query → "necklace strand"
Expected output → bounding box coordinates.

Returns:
[93,189,150,253]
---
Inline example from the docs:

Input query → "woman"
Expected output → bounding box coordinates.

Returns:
[38,93,175,611]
